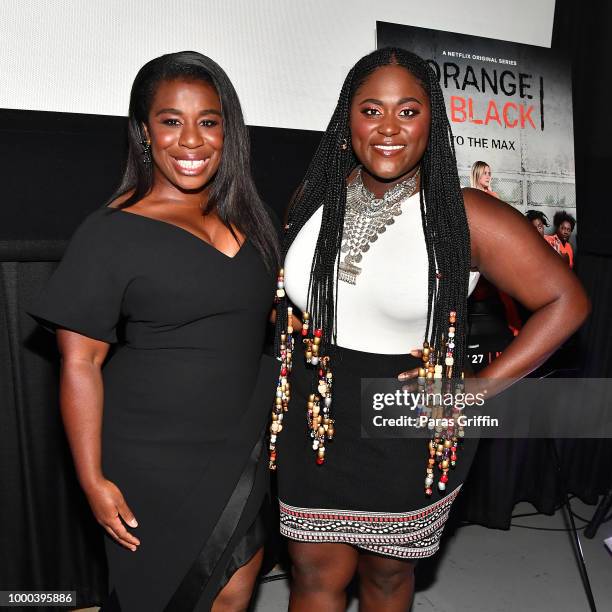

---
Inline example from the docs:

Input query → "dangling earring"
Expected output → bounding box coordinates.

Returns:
[141,139,152,164]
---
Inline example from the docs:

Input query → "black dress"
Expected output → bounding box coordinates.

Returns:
[28,207,278,611]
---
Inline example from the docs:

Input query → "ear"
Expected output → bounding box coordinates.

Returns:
[141,123,151,144]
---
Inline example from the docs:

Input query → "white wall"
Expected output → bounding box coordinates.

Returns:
[0,0,556,131]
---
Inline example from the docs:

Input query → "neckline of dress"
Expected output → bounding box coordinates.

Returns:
[352,167,421,205]
[108,207,248,260]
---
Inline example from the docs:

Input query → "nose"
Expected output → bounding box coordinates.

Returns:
[178,122,204,149]
[378,113,400,137]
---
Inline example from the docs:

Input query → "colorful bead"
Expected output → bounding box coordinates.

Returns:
[292,311,336,465]
[423,309,463,495]
[268,291,294,470]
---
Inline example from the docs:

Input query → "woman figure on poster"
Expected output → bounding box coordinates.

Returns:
[526,209,550,236]
[469,158,517,337]
[28,51,280,611]
[545,210,576,268]
[270,47,589,611]
[470,160,500,198]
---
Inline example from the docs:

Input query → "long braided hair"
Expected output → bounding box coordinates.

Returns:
[275,47,470,376]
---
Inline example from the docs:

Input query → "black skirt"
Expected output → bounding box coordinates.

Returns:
[276,342,479,560]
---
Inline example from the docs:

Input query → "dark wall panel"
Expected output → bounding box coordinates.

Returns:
[0,110,127,240]
[0,109,321,241]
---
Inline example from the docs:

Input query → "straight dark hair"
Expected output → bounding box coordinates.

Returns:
[108,51,279,272]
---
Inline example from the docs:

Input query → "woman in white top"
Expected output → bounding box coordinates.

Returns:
[269,47,589,611]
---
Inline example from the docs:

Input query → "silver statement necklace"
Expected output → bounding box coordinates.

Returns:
[339,166,420,285]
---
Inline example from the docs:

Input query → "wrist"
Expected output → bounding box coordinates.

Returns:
[79,473,106,494]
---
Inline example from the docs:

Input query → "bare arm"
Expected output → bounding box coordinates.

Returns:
[464,188,590,379]
[57,329,140,551]
[57,329,108,488]
[399,190,589,383]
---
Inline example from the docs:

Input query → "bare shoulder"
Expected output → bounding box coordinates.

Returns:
[461,187,546,267]
[462,187,522,223]
[462,187,531,237]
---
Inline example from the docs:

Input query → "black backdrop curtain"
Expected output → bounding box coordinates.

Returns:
[1,247,107,609]
[4,2,612,608]
[451,282,612,529]
[455,249,612,528]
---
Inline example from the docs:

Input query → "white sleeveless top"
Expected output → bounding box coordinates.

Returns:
[284,192,480,354]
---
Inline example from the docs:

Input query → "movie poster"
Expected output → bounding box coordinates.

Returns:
[376,21,576,255]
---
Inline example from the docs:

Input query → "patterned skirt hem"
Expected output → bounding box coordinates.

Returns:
[279,485,461,560]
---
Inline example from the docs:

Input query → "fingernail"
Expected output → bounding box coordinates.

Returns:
[131,546,137,552]
[130,520,138,527]
[398,373,407,381]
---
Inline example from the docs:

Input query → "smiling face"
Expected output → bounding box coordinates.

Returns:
[349,64,431,195]
[143,78,223,194]
[478,166,492,189]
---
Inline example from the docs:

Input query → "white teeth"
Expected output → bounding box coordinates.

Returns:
[374,145,405,151]
[176,159,205,169]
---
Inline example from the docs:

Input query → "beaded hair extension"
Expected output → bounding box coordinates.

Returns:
[269,48,471,484]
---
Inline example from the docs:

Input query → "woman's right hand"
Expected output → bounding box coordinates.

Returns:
[290,313,303,331]
[550,235,562,252]
[84,478,140,551]
[397,348,423,381]
[268,308,303,332]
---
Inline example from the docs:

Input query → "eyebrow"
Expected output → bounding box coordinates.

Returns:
[357,97,423,106]
[154,107,222,116]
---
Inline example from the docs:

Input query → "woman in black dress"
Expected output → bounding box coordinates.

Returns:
[29,52,279,611]
[270,48,590,610]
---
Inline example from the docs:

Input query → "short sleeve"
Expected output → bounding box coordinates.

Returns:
[27,210,126,343]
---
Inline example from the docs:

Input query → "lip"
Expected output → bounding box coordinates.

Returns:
[171,156,210,176]
[371,144,406,157]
